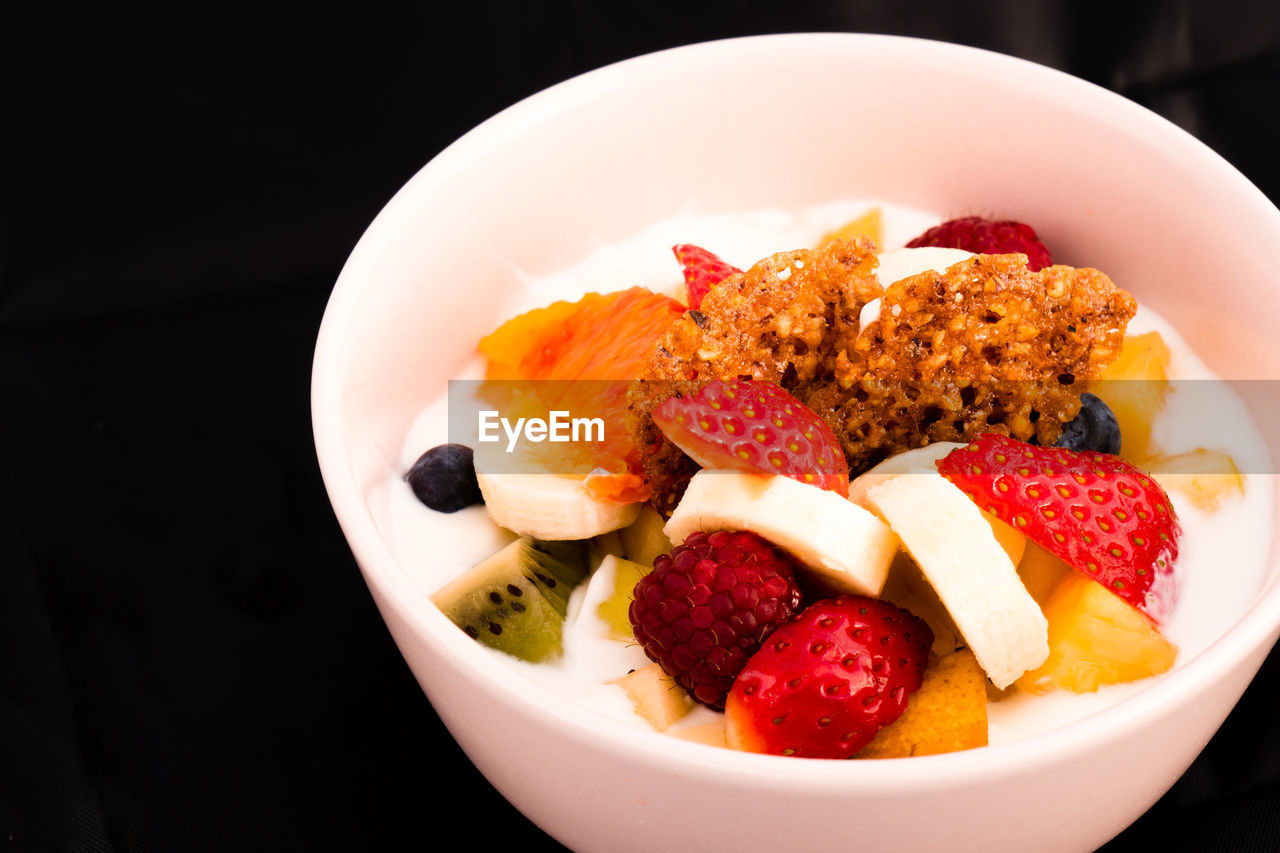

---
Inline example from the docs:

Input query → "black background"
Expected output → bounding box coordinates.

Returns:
[4,2,1280,851]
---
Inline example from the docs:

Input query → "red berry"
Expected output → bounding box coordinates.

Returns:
[936,433,1181,623]
[905,216,1052,271]
[628,529,803,710]
[652,379,850,496]
[725,596,933,759]
[673,244,741,310]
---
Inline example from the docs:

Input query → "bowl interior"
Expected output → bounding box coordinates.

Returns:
[313,29,1280,814]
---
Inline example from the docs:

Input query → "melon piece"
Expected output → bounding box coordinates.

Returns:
[855,649,988,759]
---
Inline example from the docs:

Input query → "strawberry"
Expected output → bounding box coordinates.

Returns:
[652,379,850,496]
[905,216,1052,271]
[673,244,741,310]
[936,433,1181,623]
[629,529,804,710]
[724,596,932,759]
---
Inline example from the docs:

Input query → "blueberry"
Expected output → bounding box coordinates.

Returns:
[405,444,483,512]
[1053,393,1121,455]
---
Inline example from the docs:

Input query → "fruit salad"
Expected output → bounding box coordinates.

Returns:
[388,200,1273,758]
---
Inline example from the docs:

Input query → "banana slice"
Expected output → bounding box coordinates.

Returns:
[863,473,1049,689]
[876,246,975,287]
[663,470,897,596]
[849,442,967,505]
[476,472,641,540]
[851,442,1026,565]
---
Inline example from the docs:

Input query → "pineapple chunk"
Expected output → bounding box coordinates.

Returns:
[611,663,693,731]
[1146,448,1245,513]
[594,555,651,641]
[1017,542,1073,607]
[817,207,882,247]
[989,515,1027,567]
[1093,331,1172,462]
[855,649,989,759]
[1017,572,1177,694]
[618,504,672,566]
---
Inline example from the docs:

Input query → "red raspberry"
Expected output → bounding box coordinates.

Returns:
[628,529,803,710]
[725,596,933,758]
[652,378,850,497]
[905,216,1052,271]
[673,244,741,310]
[936,433,1181,623]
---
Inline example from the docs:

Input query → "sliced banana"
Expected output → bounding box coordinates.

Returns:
[875,246,975,287]
[851,442,1026,565]
[663,470,897,596]
[863,472,1049,689]
[476,472,641,540]
[859,248,977,335]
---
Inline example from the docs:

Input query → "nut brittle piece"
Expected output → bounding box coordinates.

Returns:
[813,253,1135,472]
[627,237,881,513]
[628,244,1135,514]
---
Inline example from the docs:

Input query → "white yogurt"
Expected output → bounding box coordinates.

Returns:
[385,201,1276,747]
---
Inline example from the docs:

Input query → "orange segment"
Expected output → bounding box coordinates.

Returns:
[477,287,685,503]
[481,287,685,381]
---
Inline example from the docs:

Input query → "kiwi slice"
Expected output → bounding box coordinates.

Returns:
[431,537,590,662]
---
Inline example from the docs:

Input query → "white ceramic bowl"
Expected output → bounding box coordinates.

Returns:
[312,33,1280,852]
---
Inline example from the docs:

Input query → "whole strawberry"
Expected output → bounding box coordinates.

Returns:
[725,596,933,758]
[936,433,1181,623]
[652,378,850,497]
[673,244,741,310]
[629,529,803,709]
[905,216,1052,271]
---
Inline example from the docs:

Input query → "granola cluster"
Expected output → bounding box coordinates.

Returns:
[627,237,1136,513]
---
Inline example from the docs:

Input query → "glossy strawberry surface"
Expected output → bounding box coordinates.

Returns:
[672,243,740,310]
[937,433,1181,623]
[652,379,850,496]
[725,596,932,758]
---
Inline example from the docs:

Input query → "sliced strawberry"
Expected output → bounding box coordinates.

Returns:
[936,433,1180,623]
[724,596,933,759]
[652,379,850,496]
[673,244,741,310]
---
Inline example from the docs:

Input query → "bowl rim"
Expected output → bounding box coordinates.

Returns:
[312,31,1280,790]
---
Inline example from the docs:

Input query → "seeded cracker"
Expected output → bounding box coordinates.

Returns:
[627,237,1136,514]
